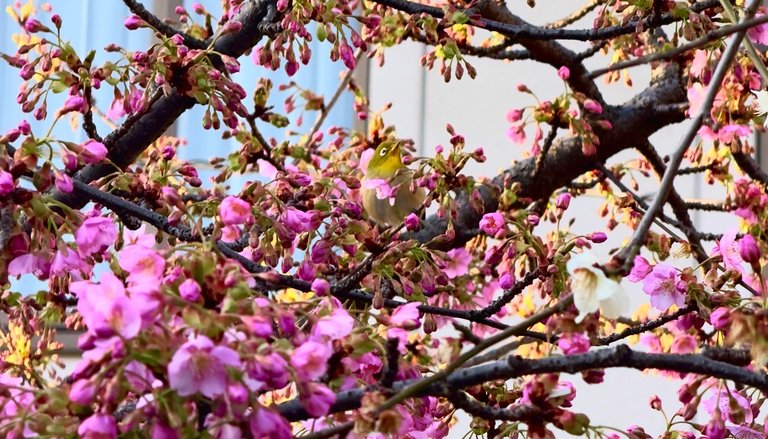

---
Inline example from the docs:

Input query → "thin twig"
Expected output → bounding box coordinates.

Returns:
[122,0,206,49]
[544,0,603,29]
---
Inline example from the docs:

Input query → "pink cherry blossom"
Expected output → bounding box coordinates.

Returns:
[311,278,330,296]
[443,247,471,278]
[479,212,505,236]
[219,196,253,226]
[642,264,687,311]
[687,83,705,116]
[312,308,354,340]
[118,245,166,284]
[703,388,754,424]
[71,273,141,339]
[50,247,89,278]
[363,178,397,205]
[404,213,420,231]
[8,252,51,278]
[249,408,292,439]
[557,332,590,355]
[391,302,421,329]
[715,230,745,274]
[557,66,570,80]
[583,99,602,114]
[290,341,332,380]
[167,335,241,398]
[690,49,709,77]
[747,14,768,44]
[257,158,279,180]
[281,207,316,233]
[627,255,653,282]
[78,413,117,439]
[54,171,73,193]
[300,383,336,417]
[739,234,760,264]
[506,125,526,144]
[75,215,117,256]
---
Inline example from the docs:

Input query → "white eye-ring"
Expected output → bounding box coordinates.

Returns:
[379,148,388,156]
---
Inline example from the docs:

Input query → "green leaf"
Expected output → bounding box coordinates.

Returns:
[451,11,469,24]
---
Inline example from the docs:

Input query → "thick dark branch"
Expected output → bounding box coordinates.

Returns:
[123,0,206,49]
[54,0,279,209]
[276,345,768,422]
[370,0,718,42]
[732,150,768,186]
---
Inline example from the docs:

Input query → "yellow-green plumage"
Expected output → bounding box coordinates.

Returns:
[361,140,426,226]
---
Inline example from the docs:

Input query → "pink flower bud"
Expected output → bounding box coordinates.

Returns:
[527,214,540,226]
[556,192,572,210]
[285,61,299,77]
[62,151,78,171]
[311,278,330,296]
[81,140,108,164]
[739,234,760,264]
[179,279,201,302]
[709,307,730,330]
[24,19,48,33]
[583,99,603,114]
[404,213,420,231]
[0,171,15,196]
[54,171,73,193]
[558,66,570,80]
[124,15,144,30]
[499,272,514,289]
[589,232,607,243]
[506,108,523,122]
[51,14,62,28]
[339,39,356,70]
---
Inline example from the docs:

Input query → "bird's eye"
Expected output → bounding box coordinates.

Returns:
[379,148,388,156]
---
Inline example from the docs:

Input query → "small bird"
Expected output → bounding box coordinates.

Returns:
[361,140,426,226]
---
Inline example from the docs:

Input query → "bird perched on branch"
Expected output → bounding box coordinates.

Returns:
[361,139,426,226]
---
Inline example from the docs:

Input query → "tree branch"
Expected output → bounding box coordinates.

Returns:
[276,345,768,422]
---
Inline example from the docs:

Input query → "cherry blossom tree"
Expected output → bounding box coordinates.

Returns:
[2,0,768,437]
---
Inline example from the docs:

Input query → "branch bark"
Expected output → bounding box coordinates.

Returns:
[276,345,768,422]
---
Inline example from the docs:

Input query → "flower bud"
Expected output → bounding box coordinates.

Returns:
[556,192,572,210]
[311,278,330,296]
[404,213,420,231]
[558,66,570,80]
[709,307,730,330]
[739,234,760,265]
[589,232,608,243]
[124,15,144,30]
